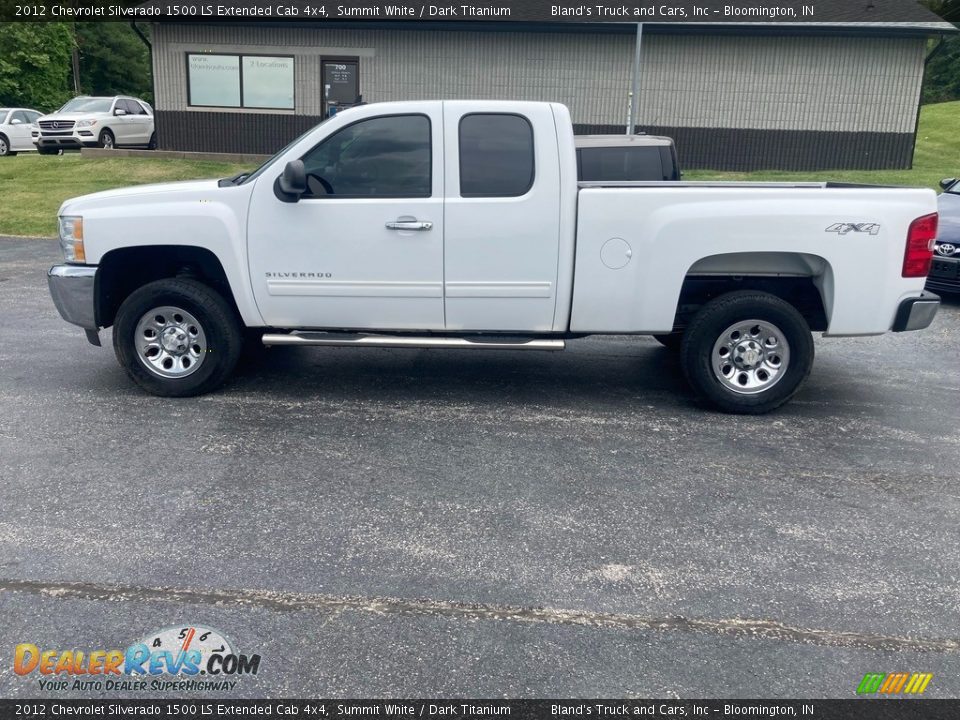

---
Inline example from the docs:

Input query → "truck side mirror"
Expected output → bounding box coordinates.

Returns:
[940,178,956,190]
[10,118,22,125]
[114,108,127,116]
[275,160,307,202]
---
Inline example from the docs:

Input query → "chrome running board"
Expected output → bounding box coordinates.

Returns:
[262,332,565,351]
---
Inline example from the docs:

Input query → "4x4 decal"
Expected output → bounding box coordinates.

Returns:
[825,222,881,235]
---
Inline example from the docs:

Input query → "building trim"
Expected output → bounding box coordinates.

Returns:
[156,109,915,171]
[579,124,915,171]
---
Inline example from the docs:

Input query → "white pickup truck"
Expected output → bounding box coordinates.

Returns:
[48,101,941,413]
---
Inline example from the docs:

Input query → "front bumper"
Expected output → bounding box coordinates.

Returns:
[926,255,960,294]
[892,291,940,332]
[34,133,98,150]
[48,265,98,330]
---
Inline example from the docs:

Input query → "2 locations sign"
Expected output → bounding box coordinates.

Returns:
[3,0,946,22]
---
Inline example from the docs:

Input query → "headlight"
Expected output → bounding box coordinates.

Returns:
[58,216,85,263]
[75,119,97,128]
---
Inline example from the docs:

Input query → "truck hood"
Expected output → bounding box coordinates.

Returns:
[59,179,223,216]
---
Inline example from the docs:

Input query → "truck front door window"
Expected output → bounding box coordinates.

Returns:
[301,114,431,198]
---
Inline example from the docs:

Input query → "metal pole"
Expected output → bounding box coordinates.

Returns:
[627,23,643,135]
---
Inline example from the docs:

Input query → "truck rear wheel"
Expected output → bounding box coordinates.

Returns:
[680,291,814,414]
[113,278,242,397]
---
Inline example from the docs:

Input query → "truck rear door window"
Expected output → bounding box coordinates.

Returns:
[579,146,664,182]
[300,114,432,198]
[459,114,534,197]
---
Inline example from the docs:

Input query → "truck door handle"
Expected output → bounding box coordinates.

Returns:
[385,220,432,231]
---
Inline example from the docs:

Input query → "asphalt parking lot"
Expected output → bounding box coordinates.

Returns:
[1,236,959,699]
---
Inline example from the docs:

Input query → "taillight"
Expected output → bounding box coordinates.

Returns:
[902,213,938,277]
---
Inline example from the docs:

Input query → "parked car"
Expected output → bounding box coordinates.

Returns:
[34,96,155,154]
[576,134,681,182]
[927,177,960,295]
[0,108,43,156]
[47,100,940,414]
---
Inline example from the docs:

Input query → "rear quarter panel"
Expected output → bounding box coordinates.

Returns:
[571,186,937,335]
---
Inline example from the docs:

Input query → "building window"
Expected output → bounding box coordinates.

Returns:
[300,114,432,198]
[458,114,534,198]
[187,53,294,110]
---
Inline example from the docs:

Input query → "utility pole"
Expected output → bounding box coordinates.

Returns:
[626,23,643,135]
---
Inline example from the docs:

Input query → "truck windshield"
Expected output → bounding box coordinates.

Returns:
[59,98,113,113]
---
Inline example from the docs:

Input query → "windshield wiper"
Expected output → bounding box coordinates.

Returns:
[218,171,250,187]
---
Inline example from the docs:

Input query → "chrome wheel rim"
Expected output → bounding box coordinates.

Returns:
[102,134,113,148]
[134,306,207,379]
[711,319,790,395]
[0,139,7,155]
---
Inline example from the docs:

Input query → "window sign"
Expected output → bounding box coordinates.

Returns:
[187,53,294,110]
[188,54,240,108]
[242,56,294,109]
[323,60,359,104]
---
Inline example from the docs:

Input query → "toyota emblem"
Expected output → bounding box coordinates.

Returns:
[937,243,956,256]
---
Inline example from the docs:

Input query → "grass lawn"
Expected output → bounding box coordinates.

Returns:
[0,154,250,237]
[0,100,957,238]
[685,100,960,187]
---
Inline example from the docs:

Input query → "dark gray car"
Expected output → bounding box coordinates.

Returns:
[927,178,960,294]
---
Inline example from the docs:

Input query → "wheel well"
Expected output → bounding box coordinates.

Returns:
[672,273,829,333]
[97,246,238,328]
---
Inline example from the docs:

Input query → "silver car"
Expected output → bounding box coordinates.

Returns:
[0,108,43,156]
[34,96,155,154]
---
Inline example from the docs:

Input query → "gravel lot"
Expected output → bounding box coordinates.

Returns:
[1,236,958,699]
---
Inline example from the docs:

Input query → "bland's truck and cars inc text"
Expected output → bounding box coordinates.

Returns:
[48,101,940,414]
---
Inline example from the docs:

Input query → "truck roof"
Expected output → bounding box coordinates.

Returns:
[575,134,674,148]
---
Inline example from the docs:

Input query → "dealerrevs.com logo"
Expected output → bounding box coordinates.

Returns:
[14,625,261,692]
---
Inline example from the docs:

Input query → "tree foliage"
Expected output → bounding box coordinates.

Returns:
[75,23,152,103]
[921,0,960,104]
[0,23,74,111]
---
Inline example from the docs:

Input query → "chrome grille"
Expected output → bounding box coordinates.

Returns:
[39,120,75,130]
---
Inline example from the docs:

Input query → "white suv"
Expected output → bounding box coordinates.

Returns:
[34,96,155,154]
[0,108,43,156]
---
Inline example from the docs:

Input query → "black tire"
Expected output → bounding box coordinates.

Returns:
[680,290,814,414]
[98,130,115,149]
[147,132,157,150]
[0,135,10,157]
[653,332,683,351]
[37,146,58,155]
[113,278,243,397]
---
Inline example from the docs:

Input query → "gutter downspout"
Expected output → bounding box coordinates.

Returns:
[626,23,643,135]
[130,21,151,50]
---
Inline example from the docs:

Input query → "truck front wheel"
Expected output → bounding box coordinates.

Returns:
[113,278,243,397]
[680,291,814,414]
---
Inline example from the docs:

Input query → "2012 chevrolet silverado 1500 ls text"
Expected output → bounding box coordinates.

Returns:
[47,101,941,413]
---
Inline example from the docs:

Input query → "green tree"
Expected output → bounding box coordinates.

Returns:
[75,23,152,103]
[0,23,74,111]
[921,0,960,104]
[922,0,960,22]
